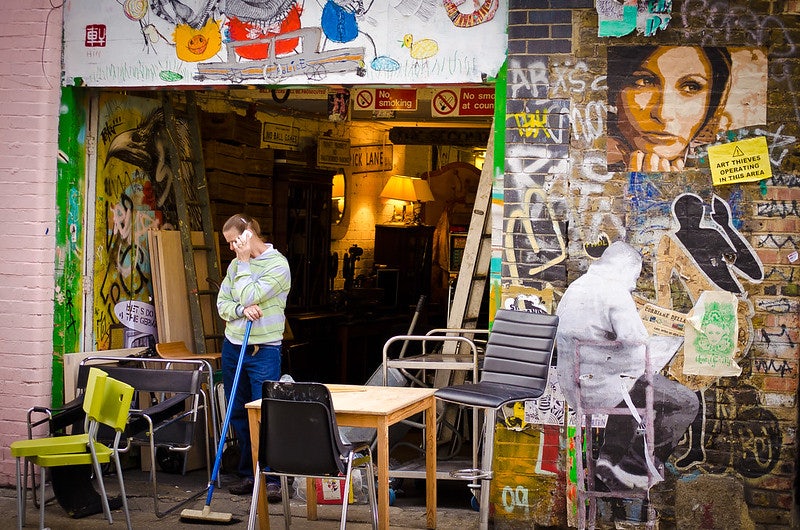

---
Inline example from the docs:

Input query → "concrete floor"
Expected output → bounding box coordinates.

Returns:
[1,465,481,529]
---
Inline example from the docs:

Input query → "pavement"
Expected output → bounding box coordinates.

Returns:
[1,465,481,530]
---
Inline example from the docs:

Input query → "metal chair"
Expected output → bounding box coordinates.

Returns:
[246,381,378,530]
[78,356,215,517]
[11,368,135,530]
[434,309,558,530]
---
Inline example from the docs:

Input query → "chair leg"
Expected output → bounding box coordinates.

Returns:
[246,463,261,530]
[16,457,25,530]
[39,466,46,530]
[365,459,378,530]
[341,455,355,530]
[280,475,292,528]
[89,451,113,524]
[478,408,497,530]
[113,452,132,530]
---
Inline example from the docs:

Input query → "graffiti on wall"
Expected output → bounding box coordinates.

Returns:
[52,88,88,406]
[93,94,172,350]
[62,0,507,86]
[672,383,781,478]
[607,46,767,173]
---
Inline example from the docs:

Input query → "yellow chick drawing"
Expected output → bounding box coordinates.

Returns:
[402,33,439,60]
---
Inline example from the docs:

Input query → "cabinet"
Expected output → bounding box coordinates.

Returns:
[374,224,435,308]
[273,165,333,311]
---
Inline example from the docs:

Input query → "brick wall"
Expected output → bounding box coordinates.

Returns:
[0,1,62,484]
[502,1,799,528]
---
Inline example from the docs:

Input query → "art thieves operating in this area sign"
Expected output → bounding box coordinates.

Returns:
[708,136,772,186]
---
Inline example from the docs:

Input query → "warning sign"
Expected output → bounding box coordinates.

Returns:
[708,136,772,186]
[353,88,417,111]
[431,87,494,117]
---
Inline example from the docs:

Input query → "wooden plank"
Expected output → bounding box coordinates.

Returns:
[149,230,219,353]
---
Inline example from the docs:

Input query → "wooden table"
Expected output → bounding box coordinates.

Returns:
[246,384,437,529]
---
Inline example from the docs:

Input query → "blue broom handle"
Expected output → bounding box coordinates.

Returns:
[206,319,252,506]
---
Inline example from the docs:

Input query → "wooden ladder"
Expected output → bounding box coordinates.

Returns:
[433,126,495,443]
[161,91,224,355]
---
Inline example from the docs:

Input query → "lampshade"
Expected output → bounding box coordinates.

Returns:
[380,175,435,203]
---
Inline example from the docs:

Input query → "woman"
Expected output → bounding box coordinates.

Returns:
[217,214,291,500]
[607,46,732,172]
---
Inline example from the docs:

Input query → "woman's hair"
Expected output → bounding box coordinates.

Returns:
[222,213,261,237]
[607,46,732,143]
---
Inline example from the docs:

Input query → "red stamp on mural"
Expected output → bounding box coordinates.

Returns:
[85,24,107,47]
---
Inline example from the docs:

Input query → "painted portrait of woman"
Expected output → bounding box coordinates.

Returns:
[607,46,733,172]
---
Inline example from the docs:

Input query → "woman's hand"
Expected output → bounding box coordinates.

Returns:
[242,304,263,321]
[628,150,685,172]
[233,230,252,262]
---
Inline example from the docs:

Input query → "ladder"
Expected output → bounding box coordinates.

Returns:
[162,91,224,355]
[433,126,494,444]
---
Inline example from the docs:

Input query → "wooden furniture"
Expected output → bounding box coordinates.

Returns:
[246,384,437,530]
[373,224,435,308]
[273,164,334,311]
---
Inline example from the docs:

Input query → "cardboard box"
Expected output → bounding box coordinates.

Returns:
[315,477,354,505]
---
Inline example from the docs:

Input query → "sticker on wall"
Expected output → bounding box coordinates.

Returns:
[708,136,772,186]
[683,290,742,376]
[597,0,671,38]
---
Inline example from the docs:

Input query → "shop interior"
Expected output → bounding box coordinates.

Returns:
[112,85,493,385]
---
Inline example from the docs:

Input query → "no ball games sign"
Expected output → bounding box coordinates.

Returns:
[708,136,772,186]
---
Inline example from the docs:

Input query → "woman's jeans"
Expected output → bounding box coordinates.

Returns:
[221,338,282,479]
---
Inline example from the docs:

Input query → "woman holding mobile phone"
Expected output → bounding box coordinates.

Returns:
[217,213,291,501]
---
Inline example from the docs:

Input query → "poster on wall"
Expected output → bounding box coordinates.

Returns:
[62,0,507,87]
[606,46,767,173]
[93,93,164,350]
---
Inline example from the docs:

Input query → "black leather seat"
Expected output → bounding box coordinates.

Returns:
[434,309,558,530]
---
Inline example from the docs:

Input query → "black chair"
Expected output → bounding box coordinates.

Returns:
[246,381,378,530]
[434,309,558,530]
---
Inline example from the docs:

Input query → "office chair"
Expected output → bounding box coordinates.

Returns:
[11,367,135,530]
[434,309,558,530]
[247,381,378,530]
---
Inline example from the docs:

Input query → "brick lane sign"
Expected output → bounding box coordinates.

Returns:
[353,88,417,111]
[351,144,393,173]
[708,136,772,186]
[431,87,495,117]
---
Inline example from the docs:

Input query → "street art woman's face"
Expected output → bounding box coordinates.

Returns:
[615,47,713,170]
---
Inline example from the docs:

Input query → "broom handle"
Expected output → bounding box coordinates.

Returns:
[205,319,252,506]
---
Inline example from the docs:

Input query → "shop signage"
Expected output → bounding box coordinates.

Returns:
[431,87,495,117]
[353,88,418,111]
[389,127,490,146]
[261,121,299,148]
[317,137,351,169]
[351,144,393,173]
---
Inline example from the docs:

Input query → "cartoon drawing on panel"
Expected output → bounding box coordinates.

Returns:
[318,0,401,71]
[442,0,500,27]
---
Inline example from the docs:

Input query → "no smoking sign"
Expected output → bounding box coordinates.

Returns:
[431,87,495,117]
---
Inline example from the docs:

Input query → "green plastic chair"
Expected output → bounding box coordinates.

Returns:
[11,367,135,530]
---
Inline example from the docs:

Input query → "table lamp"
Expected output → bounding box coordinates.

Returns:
[380,175,435,224]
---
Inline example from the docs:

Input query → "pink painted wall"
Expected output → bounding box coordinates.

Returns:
[0,2,62,485]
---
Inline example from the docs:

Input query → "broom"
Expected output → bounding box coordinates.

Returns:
[180,320,252,524]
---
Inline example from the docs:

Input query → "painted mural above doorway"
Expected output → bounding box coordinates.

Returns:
[62,0,507,87]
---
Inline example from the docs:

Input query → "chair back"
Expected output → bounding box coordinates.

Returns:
[480,309,558,392]
[259,381,348,477]
[84,367,135,433]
